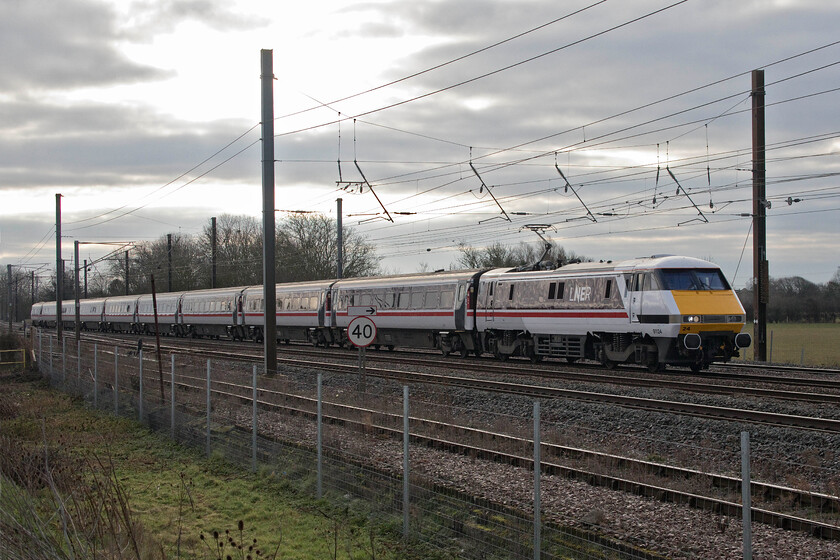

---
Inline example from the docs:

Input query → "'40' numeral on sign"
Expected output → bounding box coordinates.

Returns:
[352,323,373,339]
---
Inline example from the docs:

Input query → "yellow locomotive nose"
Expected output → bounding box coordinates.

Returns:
[672,290,746,334]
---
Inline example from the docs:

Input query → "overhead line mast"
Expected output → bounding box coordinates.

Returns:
[752,69,768,362]
[261,49,277,376]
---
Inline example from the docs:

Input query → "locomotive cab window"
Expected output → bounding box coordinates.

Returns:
[659,268,730,291]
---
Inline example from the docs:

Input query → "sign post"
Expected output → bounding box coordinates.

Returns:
[347,316,377,392]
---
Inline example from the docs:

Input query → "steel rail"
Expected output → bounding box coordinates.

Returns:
[163,367,840,540]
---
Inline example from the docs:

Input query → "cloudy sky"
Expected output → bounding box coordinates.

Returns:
[2,0,839,288]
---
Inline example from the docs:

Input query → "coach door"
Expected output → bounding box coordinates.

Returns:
[485,281,498,322]
[629,273,642,323]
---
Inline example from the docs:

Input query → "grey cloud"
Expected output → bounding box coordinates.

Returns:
[0,97,259,189]
[0,0,262,94]
[0,0,169,92]
[122,0,263,38]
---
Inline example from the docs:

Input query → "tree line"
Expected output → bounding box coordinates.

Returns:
[2,226,837,324]
[1,213,379,319]
[738,271,840,323]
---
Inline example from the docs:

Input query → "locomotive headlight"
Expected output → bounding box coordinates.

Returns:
[683,315,701,323]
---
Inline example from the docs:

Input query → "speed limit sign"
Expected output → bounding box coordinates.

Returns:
[347,316,377,348]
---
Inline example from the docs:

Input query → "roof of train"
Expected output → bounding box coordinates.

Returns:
[332,269,482,288]
[482,255,719,279]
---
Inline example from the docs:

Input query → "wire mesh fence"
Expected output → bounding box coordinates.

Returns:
[35,329,840,559]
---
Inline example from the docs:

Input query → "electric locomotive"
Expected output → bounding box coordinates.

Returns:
[472,255,750,371]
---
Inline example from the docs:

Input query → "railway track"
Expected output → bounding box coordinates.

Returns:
[31,328,840,540]
[69,331,840,429]
[157,365,840,540]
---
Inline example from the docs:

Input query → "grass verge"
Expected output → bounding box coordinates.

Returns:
[0,371,416,559]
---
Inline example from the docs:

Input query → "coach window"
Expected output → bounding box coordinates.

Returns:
[360,294,372,306]
[605,279,612,299]
[398,292,409,309]
[440,290,454,309]
[425,291,439,309]
[643,273,660,291]
[310,296,318,309]
[508,284,515,300]
[411,292,424,309]
[457,284,465,304]
[385,292,395,308]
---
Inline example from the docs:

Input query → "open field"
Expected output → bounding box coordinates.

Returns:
[734,323,840,368]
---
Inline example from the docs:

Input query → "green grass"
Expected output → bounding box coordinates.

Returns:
[734,323,840,367]
[0,375,414,559]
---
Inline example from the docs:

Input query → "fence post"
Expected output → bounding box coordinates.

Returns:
[742,431,753,560]
[317,372,323,498]
[252,364,258,473]
[171,354,175,439]
[49,335,53,379]
[77,339,81,382]
[534,400,541,560]
[62,335,66,382]
[114,346,119,415]
[38,330,42,369]
[139,349,144,422]
[94,344,98,408]
[403,385,410,538]
[206,359,211,458]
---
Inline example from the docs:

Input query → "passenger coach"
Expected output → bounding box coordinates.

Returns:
[31,254,750,372]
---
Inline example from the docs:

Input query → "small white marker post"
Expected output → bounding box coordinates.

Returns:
[347,316,377,393]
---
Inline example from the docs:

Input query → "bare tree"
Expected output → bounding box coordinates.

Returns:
[198,214,263,288]
[454,240,589,269]
[276,214,379,281]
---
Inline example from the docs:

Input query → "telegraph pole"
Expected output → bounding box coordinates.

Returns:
[74,240,81,341]
[125,251,130,295]
[56,194,63,342]
[83,260,88,299]
[167,233,173,292]
[752,69,768,362]
[336,198,343,279]
[6,264,11,331]
[211,217,217,288]
[261,49,277,375]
